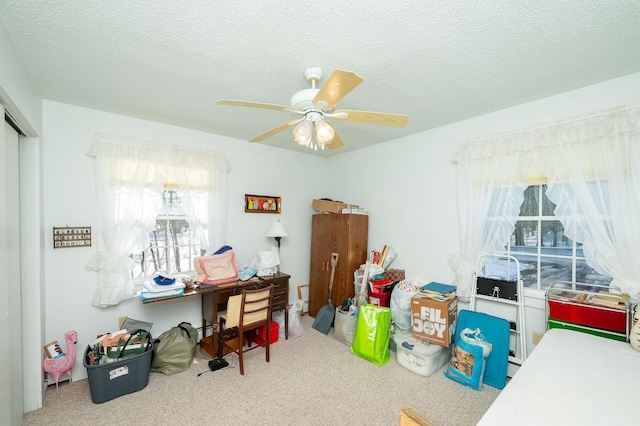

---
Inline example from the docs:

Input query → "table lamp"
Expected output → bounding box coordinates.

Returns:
[266,220,288,272]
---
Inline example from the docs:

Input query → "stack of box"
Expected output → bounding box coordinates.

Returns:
[391,282,458,376]
[410,282,458,347]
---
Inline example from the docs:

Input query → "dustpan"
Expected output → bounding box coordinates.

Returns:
[312,253,339,334]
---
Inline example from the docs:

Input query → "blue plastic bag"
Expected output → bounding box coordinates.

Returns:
[444,328,491,391]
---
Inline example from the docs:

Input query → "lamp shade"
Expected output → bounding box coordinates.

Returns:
[266,220,288,238]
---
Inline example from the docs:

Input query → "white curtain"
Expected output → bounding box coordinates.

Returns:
[452,105,640,301]
[86,134,230,307]
[449,136,530,301]
[537,106,640,298]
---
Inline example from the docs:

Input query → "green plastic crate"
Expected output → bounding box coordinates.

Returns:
[547,319,626,342]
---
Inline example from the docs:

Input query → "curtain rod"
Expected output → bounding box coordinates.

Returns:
[93,132,227,158]
[463,103,640,145]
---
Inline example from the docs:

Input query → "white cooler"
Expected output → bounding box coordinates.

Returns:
[394,333,451,377]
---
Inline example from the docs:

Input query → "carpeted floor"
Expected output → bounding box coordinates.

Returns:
[23,315,500,425]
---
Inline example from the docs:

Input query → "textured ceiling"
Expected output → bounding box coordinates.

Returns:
[1,1,639,157]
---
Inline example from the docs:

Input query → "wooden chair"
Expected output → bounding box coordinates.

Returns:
[217,284,274,375]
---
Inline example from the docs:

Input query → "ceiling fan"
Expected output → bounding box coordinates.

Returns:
[217,66,409,151]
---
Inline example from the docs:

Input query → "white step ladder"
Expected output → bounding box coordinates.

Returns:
[470,254,527,374]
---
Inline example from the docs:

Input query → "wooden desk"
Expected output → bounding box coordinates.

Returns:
[142,273,290,357]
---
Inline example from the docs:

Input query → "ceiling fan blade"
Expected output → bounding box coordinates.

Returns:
[313,70,364,110]
[217,99,293,112]
[326,124,344,150]
[333,109,409,127]
[249,119,302,142]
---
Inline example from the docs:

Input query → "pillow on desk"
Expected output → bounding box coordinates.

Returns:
[194,251,239,285]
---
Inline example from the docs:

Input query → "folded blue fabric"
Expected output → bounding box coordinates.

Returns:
[154,275,176,286]
[213,245,233,255]
[238,266,258,281]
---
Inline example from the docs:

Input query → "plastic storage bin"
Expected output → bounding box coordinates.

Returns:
[252,321,279,345]
[368,290,391,307]
[547,319,627,342]
[547,291,627,333]
[394,333,451,376]
[83,340,153,404]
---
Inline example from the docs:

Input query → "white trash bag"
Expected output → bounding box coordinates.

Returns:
[390,280,418,331]
[288,299,306,339]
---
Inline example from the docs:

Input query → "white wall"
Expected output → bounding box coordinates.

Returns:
[327,71,640,354]
[41,100,327,381]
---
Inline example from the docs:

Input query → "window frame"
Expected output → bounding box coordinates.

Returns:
[503,184,611,294]
[129,189,203,285]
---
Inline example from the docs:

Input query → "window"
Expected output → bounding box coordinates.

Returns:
[129,189,203,279]
[452,105,640,301]
[504,184,612,291]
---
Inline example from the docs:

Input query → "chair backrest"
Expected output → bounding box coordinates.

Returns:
[225,285,274,328]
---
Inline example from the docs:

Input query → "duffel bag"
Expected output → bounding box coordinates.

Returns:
[151,322,198,375]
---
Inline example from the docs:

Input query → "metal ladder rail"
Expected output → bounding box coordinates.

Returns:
[470,254,527,367]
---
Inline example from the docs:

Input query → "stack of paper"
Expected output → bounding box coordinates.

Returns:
[139,280,185,301]
[419,282,457,301]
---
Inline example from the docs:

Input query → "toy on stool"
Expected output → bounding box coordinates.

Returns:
[43,330,77,392]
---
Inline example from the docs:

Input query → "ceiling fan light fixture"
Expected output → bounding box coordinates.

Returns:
[293,119,312,147]
[315,119,334,145]
[218,67,409,152]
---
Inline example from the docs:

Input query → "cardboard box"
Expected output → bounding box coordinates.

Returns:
[410,295,457,347]
[341,207,366,214]
[312,199,358,214]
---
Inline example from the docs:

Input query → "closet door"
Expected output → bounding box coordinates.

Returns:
[0,116,23,424]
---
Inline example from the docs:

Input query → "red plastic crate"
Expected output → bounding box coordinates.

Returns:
[548,299,627,333]
[368,290,391,307]
[252,321,279,345]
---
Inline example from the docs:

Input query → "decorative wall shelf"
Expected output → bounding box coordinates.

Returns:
[53,226,91,248]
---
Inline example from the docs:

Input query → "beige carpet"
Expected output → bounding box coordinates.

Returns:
[23,315,500,426]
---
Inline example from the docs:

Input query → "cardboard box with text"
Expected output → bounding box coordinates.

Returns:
[410,295,457,347]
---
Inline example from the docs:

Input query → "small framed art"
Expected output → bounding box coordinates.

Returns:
[245,194,281,213]
[53,226,92,248]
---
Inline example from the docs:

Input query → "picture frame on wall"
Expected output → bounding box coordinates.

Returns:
[53,226,92,248]
[245,194,281,213]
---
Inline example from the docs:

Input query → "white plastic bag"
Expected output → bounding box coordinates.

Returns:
[251,247,280,276]
[288,299,305,339]
[334,307,357,346]
[390,280,418,331]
